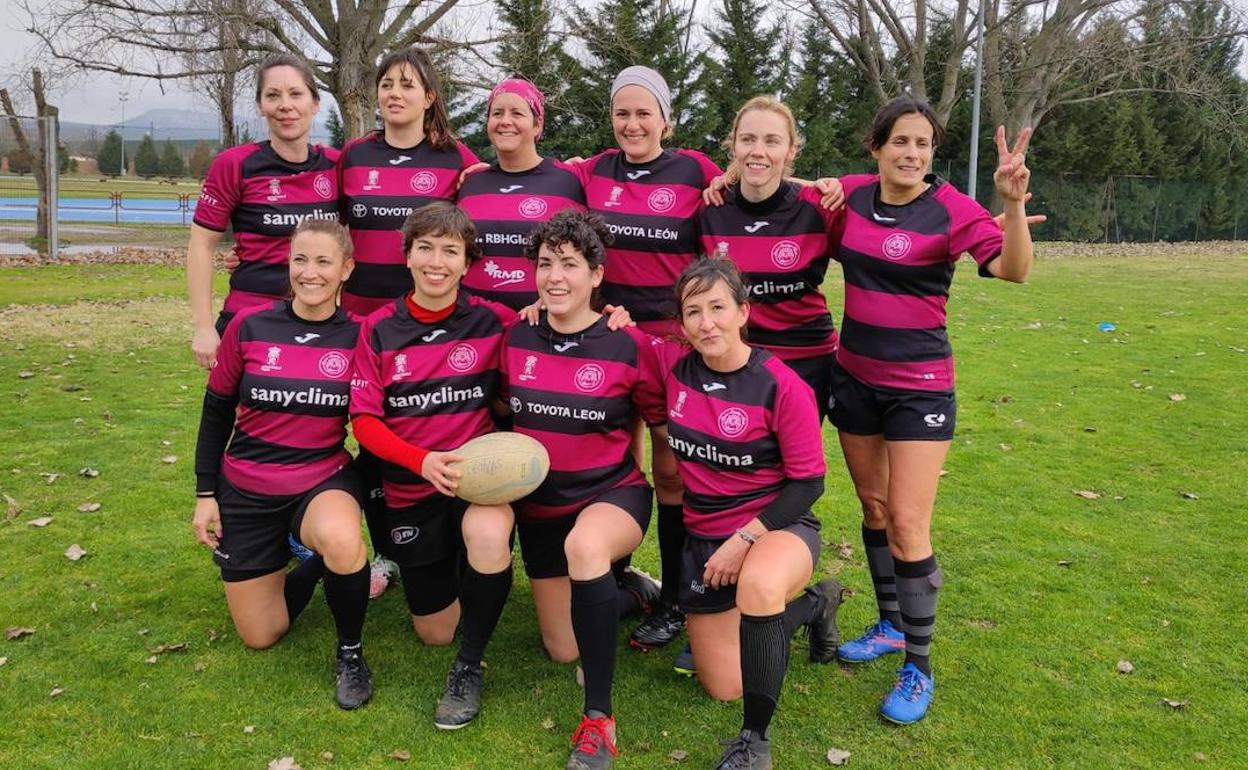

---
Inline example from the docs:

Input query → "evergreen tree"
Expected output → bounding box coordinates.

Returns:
[326,107,346,149]
[97,129,124,176]
[7,148,32,175]
[188,141,214,179]
[134,134,161,177]
[703,0,786,155]
[159,140,186,178]
[787,21,875,179]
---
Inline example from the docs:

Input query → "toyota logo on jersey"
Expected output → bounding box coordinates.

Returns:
[647,187,677,213]
[770,240,801,269]
[574,363,606,393]
[410,170,438,194]
[882,232,912,260]
[518,197,548,219]
[717,407,749,437]
[447,343,479,372]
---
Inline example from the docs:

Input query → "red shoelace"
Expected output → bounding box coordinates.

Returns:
[570,715,619,757]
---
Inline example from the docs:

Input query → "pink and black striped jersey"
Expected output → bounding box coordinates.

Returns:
[339,132,480,316]
[502,316,666,521]
[194,142,340,315]
[576,148,721,337]
[834,174,1003,392]
[458,158,587,310]
[207,301,357,496]
[349,293,515,508]
[699,182,840,361]
[665,348,825,538]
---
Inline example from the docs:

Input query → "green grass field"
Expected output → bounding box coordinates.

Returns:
[0,253,1245,769]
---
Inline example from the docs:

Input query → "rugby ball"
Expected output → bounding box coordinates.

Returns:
[452,432,551,505]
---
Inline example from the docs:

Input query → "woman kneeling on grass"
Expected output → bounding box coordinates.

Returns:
[192,218,372,710]
[665,258,845,770]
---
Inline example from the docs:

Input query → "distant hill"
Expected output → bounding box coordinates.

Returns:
[58,108,332,146]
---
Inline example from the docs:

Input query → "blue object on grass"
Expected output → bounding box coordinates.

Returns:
[1098,322,1116,332]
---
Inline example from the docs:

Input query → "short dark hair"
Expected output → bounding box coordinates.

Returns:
[676,256,749,308]
[524,210,613,270]
[400,201,481,265]
[864,95,946,151]
[255,54,320,104]
[375,47,458,152]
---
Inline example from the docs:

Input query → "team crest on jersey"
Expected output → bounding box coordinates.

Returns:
[261,345,283,372]
[518,197,548,219]
[717,407,749,438]
[318,351,350,378]
[510,396,523,414]
[363,169,382,191]
[410,171,438,194]
[313,174,333,199]
[574,363,605,393]
[883,232,912,261]
[447,343,479,372]
[670,390,688,419]
[266,179,285,202]
[351,203,368,219]
[770,240,801,269]
[604,186,624,208]
[518,354,539,381]
[392,353,410,381]
[647,187,677,213]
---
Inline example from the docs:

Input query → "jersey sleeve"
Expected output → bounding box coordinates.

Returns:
[570,151,603,189]
[349,320,386,419]
[677,149,724,185]
[771,367,826,480]
[630,331,668,426]
[946,190,1004,276]
[458,141,482,168]
[206,312,246,397]
[193,149,242,232]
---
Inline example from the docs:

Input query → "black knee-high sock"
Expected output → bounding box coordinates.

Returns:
[323,562,369,649]
[284,554,324,623]
[740,612,788,738]
[895,554,941,676]
[781,589,819,640]
[456,563,513,666]
[571,572,619,716]
[657,502,684,605]
[863,527,902,627]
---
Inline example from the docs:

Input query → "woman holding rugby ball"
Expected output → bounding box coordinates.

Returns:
[192,218,372,710]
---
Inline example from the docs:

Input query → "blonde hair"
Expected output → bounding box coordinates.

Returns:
[722,96,803,176]
[292,217,353,261]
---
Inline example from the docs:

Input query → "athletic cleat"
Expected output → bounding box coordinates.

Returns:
[837,619,905,663]
[333,647,373,710]
[618,566,661,616]
[368,556,395,600]
[629,602,685,650]
[288,533,315,562]
[565,713,618,770]
[672,642,695,676]
[805,578,847,663]
[880,662,934,724]
[713,729,772,770]
[433,659,484,730]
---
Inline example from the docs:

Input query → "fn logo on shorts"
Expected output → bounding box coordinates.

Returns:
[391,526,420,545]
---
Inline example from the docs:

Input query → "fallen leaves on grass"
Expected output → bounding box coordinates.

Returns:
[40,472,60,484]
[1168,393,1186,402]
[267,758,301,770]
[161,455,178,465]
[832,539,853,559]
[28,517,53,527]
[243,725,255,734]
[18,371,34,379]
[1180,492,1200,500]
[0,656,7,666]
[321,753,333,762]
[65,544,88,561]
[1162,699,1188,709]
[149,642,188,655]
[541,717,555,730]
[6,627,36,640]
[939,469,949,477]
[193,659,207,672]
[1116,660,1135,674]
[1074,490,1101,500]
[669,749,688,762]
[827,747,852,765]
[1194,752,1207,761]
[50,686,64,697]
[1057,560,1072,567]
[77,502,101,513]
[5,494,21,520]
[389,750,411,762]
[79,467,99,478]
[999,443,1012,451]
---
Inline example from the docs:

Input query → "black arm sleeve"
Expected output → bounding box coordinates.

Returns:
[194,390,238,495]
[756,476,824,531]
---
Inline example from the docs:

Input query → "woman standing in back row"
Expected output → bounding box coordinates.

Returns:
[830,96,1034,724]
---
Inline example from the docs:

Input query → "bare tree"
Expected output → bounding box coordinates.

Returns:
[1,70,58,249]
[24,0,471,139]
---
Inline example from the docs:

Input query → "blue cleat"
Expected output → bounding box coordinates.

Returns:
[673,642,695,677]
[880,663,934,724]
[837,619,905,663]
[288,533,315,561]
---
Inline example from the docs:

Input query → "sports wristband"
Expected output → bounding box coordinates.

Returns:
[196,491,215,498]
[735,528,757,545]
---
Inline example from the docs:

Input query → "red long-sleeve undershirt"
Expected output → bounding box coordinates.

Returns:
[351,292,457,475]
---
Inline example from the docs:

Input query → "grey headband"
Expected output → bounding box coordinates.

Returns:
[611,66,671,122]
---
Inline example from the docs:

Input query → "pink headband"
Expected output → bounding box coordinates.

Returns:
[487,78,545,138]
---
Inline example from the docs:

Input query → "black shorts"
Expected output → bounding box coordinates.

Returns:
[829,362,957,441]
[780,354,834,424]
[679,515,822,615]
[517,484,653,579]
[213,466,362,582]
[378,494,470,568]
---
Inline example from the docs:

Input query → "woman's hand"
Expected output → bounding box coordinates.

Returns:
[815,177,845,211]
[602,303,634,330]
[221,247,240,272]
[193,497,223,548]
[192,325,221,370]
[702,535,751,589]
[457,162,490,189]
[993,125,1032,203]
[519,300,543,326]
[422,451,465,497]
[702,164,740,207]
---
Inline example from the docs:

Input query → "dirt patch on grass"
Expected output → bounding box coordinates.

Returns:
[0,296,186,350]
